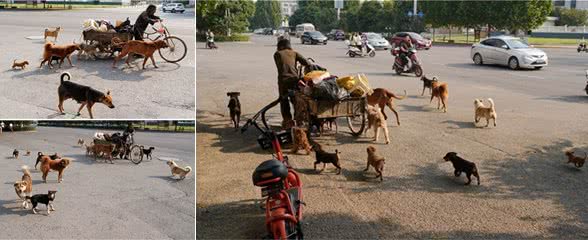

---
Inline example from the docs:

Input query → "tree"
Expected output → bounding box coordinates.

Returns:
[250,0,282,29]
[554,7,588,26]
[289,1,338,31]
[355,0,383,32]
[196,0,255,35]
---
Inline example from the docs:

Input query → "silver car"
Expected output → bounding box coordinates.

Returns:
[365,32,391,50]
[470,36,548,70]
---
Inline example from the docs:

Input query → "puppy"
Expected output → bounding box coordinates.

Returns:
[366,88,406,125]
[13,149,19,159]
[420,75,438,96]
[167,160,192,180]
[474,98,497,127]
[14,165,33,209]
[39,155,71,183]
[142,146,155,160]
[77,42,98,60]
[112,39,169,69]
[227,92,241,129]
[77,138,85,146]
[58,72,115,119]
[44,27,61,41]
[35,152,61,170]
[25,150,31,156]
[443,152,480,185]
[321,117,338,133]
[26,190,57,215]
[39,42,80,69]
[565,151,586,168]
[366,105,390,144]
[291,127,312,155]
[431,81,448,112]
[312,142,342,174]
[365,146,385,181]
[12,60,29,70]
[92,144,115,164]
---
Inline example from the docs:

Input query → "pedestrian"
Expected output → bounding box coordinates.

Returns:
[0,121,4,134]
[273,38,312,129]
[9,123,13,132]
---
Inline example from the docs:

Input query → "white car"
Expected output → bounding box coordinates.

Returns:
[162,3,185,13]
[365,32,391,50]
[470,36,547,70]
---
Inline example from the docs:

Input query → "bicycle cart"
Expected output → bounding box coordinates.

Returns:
[143,22,187,63]
[82,29,132,59]
[93,133,144,164]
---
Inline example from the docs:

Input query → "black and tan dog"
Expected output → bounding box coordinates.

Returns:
[13,149,19,159]
[311,142,342,174]
[420,75,438,96]
[141,146,155,160]
[227,92,241,129]
[443,152,480,185]
[57,72,114,119]
[565,151,586,168]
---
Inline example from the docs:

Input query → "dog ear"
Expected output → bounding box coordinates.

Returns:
[38,152,43,156]
[106,90,111,95]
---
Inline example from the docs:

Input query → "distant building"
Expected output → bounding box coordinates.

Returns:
[553,0,588,10]
[280,0,297,17]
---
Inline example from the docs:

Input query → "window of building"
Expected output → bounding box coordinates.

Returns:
[571,0,577,8]
[554,0,565,7]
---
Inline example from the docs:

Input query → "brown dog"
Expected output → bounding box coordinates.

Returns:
[365,146,385,181]
[93,143,115,164]
[14,165,33,208]
[366,88,406,125]
[44,27,61,41]
[565,151,586,168]
[431,81,448,112]
[291,127,312,155]
[40,42,80,69]
[366,105,390,144]
[39,154,70,183]
[112,39,168,69]
[12,60,29,70]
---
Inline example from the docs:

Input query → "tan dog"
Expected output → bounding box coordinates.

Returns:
[365,146,385,181]
[92,144,114,164]
[167,160,192,180]
[474,98,497,127]
[291,127,312,155]
[366,88,406,125]
[39,154,70,183]
[44,27,61,41]
[77,42,99,60]
[77,138,85,146]
[366,105,390,144]
[40,42,80,69]
[14,165,33,208]
[112,39,169,69]
[431,81,448,112]
[84,143,95,156]
[565,151,586,168]
[12,60,29,70]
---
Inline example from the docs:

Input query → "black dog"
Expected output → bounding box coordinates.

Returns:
[26,190,57,214]
[142,146,155,160]
[420,76,438,96]
[443,152,480,185]
[13,149,19,159]
[312,142,342,174]
[35,152,60,170]
[227,92,241,130]
[57,72,115,119]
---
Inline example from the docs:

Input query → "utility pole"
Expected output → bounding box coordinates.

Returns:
[413,0,417,16]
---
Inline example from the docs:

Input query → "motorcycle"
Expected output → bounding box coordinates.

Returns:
[391,47,423,77]
[347,43,375,58]
[578,42,587,53]
[242,99,304,240]
[205,35,217,49]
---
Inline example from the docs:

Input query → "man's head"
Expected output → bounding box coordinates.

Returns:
[405,36,411,43]
[147,4,157,14]
[277,39,291,51]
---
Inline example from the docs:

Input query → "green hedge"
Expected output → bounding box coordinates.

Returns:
[196,33,249,42]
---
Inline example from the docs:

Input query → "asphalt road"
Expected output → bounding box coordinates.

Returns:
[0,126,195,239]
[0,8,195,119]
[197,35,588,238]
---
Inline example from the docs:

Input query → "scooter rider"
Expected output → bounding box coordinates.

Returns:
[399,36,414,70]
[206,29,216,48]
[352,32,362,53]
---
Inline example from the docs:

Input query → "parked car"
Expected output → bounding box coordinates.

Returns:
[253,28,265,34]
[390,32,432,50]
[470,35,547,70]
[301,31,328,45]
[263,28,275,35]
[327,29,345,40]
[162,3,185,13]
[365,32,391,50]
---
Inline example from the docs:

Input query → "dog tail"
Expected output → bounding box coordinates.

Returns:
[184,166,192,174]
[60,72,71,83]
[385,89,407,100]
[21,165,31,176]
[487,98,495,110]
[44,42,53,51]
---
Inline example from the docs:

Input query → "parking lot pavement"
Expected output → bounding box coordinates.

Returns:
[197,35,588,238]
[0,127,195,239]
[0,8,195,119]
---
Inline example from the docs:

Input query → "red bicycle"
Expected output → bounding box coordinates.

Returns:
[242,98,305,240]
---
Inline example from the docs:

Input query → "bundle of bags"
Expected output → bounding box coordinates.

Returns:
[83,18,133,33]
[299,71,373,101]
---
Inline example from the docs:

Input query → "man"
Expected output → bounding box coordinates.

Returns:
[351,32,362,52]
[133,4,161,41]
[399,36,413,70]
[0,122,4,134]
[274,39,311,128]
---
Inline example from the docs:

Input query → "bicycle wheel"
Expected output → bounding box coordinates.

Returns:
[347,100,366,136]
[129,145,143,164]
[159,36,187,63]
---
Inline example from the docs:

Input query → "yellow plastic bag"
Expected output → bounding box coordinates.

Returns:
[336,76,355,90]
[303,71,330,82]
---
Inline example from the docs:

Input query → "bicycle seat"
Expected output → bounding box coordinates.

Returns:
[253,159,288,187]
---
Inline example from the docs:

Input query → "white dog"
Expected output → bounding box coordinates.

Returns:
[474,98,497,127]
[366,105,390,144]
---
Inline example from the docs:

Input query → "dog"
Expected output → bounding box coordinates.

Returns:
[77,42,99,60]
[365,146,385,181]
[112,39,169,69]
[44,27,61,41]
[12,60,29,70]
[227,92,241,129]
[35,152,61,170]
[420,75,438,96]
[26,190,57,215]
[167,160,192,180]
[39,154,71,183]
[14,165,33,209]
[25,150,31,156]
[84,143,95,156]
[13,149,19,159]
[321,117,338,133]
[443,152,480,185]
[431,81,448,112]
[311,142,342,174]
[58,72,115,119]
[39,42,80,69]
[77,138,85,146]
[366,105,390,144]
[474,98,497,127]
[366,88,406,125]
[291,127,312,155]
[92,144,115,164]
[565,151,586,168]
[142,146,155,160]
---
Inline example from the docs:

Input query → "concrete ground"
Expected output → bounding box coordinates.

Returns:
[196,35,588,238]
[0,126,195,239]
[0,8,195,119]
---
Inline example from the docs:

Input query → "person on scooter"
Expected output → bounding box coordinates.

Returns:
[274,39,311,129]
[206,29,216,48]
[352,32,362,53]
[399,36,414,70]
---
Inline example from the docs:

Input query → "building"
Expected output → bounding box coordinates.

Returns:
[280,0,297,17]
[553,0,588,10]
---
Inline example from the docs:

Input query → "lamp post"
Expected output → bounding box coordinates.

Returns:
[413,0,417,16]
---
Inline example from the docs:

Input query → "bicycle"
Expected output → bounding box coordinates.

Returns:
[143,21,188,63]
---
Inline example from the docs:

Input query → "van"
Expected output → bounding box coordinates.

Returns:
[296,23,315,38]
